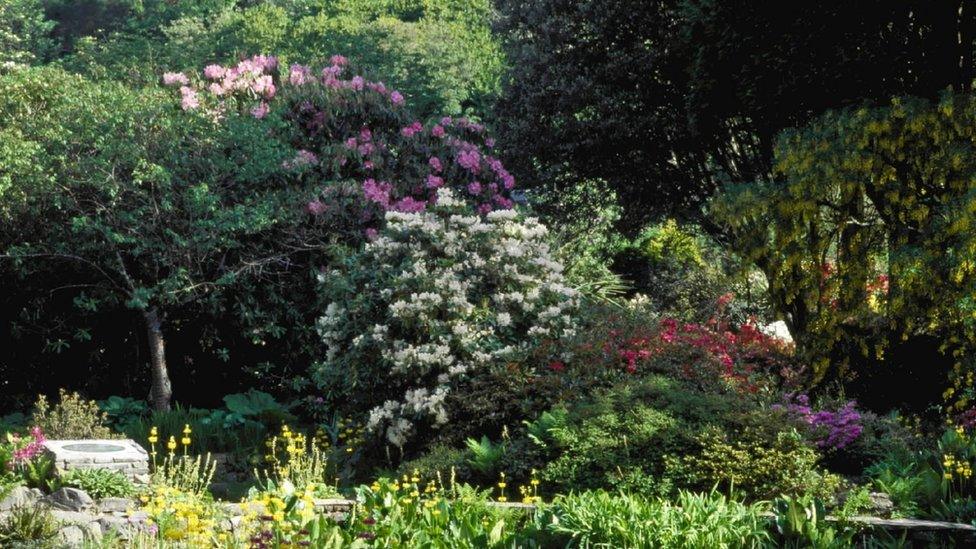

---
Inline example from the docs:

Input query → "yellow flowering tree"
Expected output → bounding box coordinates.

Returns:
[713,91,976,411]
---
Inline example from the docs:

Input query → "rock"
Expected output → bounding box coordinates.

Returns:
[0,486,40,511]
[43,487,94,512]
[760,320,793,344]
[58,524,87,546]
[49,509,100,526]
[98,497,135,513]
[98,515,141,540]
[56,521,100,547]
[868,492,895,517]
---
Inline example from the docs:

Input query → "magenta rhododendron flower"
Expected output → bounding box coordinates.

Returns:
[363,179,392,208]
[428,157,443,172]
[391,196,427,213]
[330,54,348,66]
[426,175,444,188]
[431,124,445,137]
[457,149,481,173]
[401,121,423,137]
[390,91,404,105]
[467,181,482,195]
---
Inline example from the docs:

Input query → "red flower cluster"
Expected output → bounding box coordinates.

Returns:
[549,296,794,393]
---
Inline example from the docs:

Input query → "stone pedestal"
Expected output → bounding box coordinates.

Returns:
[42,439,150,483]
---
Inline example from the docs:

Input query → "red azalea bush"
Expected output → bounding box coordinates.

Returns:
[548,295,796,394]
[163,55,516,236]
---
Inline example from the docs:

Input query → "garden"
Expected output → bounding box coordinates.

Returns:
[4,1,976,547]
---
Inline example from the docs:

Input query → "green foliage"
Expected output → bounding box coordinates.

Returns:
[539,489,772,548]
[535,179,631,305]
[0,0,56,65]
[58,467,135,499]
[672,426,844,501]
[221,389,294,427]
[97,396,147,431]
[464,436,505,476]
[123,405,266,454]
[524,374,824,500]
[0,504,60,548]
[865,426,976,522]
[772,495,857,549]
[58,0,503,118]
[31,389,115,439]
[20,455,57,492]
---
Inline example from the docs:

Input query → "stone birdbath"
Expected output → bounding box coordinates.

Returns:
[42,439,150,484]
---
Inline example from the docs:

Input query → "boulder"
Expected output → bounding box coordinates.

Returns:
[0,485,40,511]
[43,487,94,512]
[97,497,136,514]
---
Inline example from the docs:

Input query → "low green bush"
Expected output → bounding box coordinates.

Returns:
[670,426,844,501]
[58,468,135,499]
[31,389,115,439]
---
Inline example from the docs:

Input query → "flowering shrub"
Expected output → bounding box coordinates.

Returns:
[4,427,45,471]
[165,55,517,235]
[775,395,864,451]
[315,189,578,448]
[558,297,793,394]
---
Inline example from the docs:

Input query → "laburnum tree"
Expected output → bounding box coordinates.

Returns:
[712,92,976,411]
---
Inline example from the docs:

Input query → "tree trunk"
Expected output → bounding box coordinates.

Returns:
[144,308,172,411]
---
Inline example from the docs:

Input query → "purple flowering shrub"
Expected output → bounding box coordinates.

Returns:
[163,55,517,233]
[775,394,864,451]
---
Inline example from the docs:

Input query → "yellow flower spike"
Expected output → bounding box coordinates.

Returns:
[167,436,177,452]
[183,424,192,435]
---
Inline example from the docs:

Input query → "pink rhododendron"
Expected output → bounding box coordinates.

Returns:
[429,157,443,172]
[289,64,311,86]
[162,72,189,86]
[250,101,270,119]
[426,175,444,188]
[390,91,404,105]
[179,86,199,110]
[431,125,445,138]
[306,200,327,215]
[203,64,226,80]
[330,54,348,66]
[467,181,482,195]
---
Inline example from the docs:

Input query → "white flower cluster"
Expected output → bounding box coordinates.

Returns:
[316,188,579,447]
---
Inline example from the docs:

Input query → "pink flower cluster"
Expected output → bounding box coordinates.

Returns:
[8,426,46,469]
[170,54,518,225]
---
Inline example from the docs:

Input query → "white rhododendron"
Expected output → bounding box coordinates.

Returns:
[315,188,578,447]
